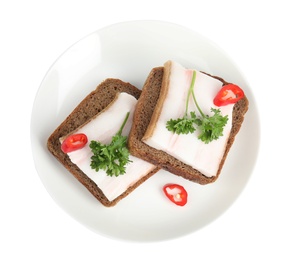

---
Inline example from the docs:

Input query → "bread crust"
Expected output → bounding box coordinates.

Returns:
[142,61,172,140]
[128,68,249,184]
[47,78,159,207]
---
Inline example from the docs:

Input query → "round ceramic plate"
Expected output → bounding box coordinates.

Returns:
[31,21,260,242]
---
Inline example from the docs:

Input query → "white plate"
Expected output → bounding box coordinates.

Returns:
[31,20,260,242]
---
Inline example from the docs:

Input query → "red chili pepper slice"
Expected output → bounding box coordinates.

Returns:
[213,84,244,107]
[61,133,88,153]
[163,184,188,206]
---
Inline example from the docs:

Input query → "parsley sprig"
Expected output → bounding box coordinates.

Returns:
[166,71,228,144]
[89,112,132,177]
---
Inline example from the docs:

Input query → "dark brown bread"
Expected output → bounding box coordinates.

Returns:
[47,78,159,207]
[128,67,249,184]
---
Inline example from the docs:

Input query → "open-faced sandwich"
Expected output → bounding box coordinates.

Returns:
[128,60,248,185]
[47,79,160,207]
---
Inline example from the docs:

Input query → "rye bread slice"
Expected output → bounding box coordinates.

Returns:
[128,67,249,184]
[47,78,159,207]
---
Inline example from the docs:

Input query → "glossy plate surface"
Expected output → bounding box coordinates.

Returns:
[31,21,260,242]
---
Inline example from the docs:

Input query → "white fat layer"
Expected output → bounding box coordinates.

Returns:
[64,93,155,201]
[143,61,234,177]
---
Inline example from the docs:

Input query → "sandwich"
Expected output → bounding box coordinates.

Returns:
[47,79,159,207]
[128,61,249,184]
[47,60,248,208]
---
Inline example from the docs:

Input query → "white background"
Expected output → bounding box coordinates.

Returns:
[1,0,296,259]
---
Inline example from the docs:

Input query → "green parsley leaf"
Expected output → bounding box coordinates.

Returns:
[196,108,228,143]
[89,112,132,177]
[166,112,198,134]
[166,70,229,144]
